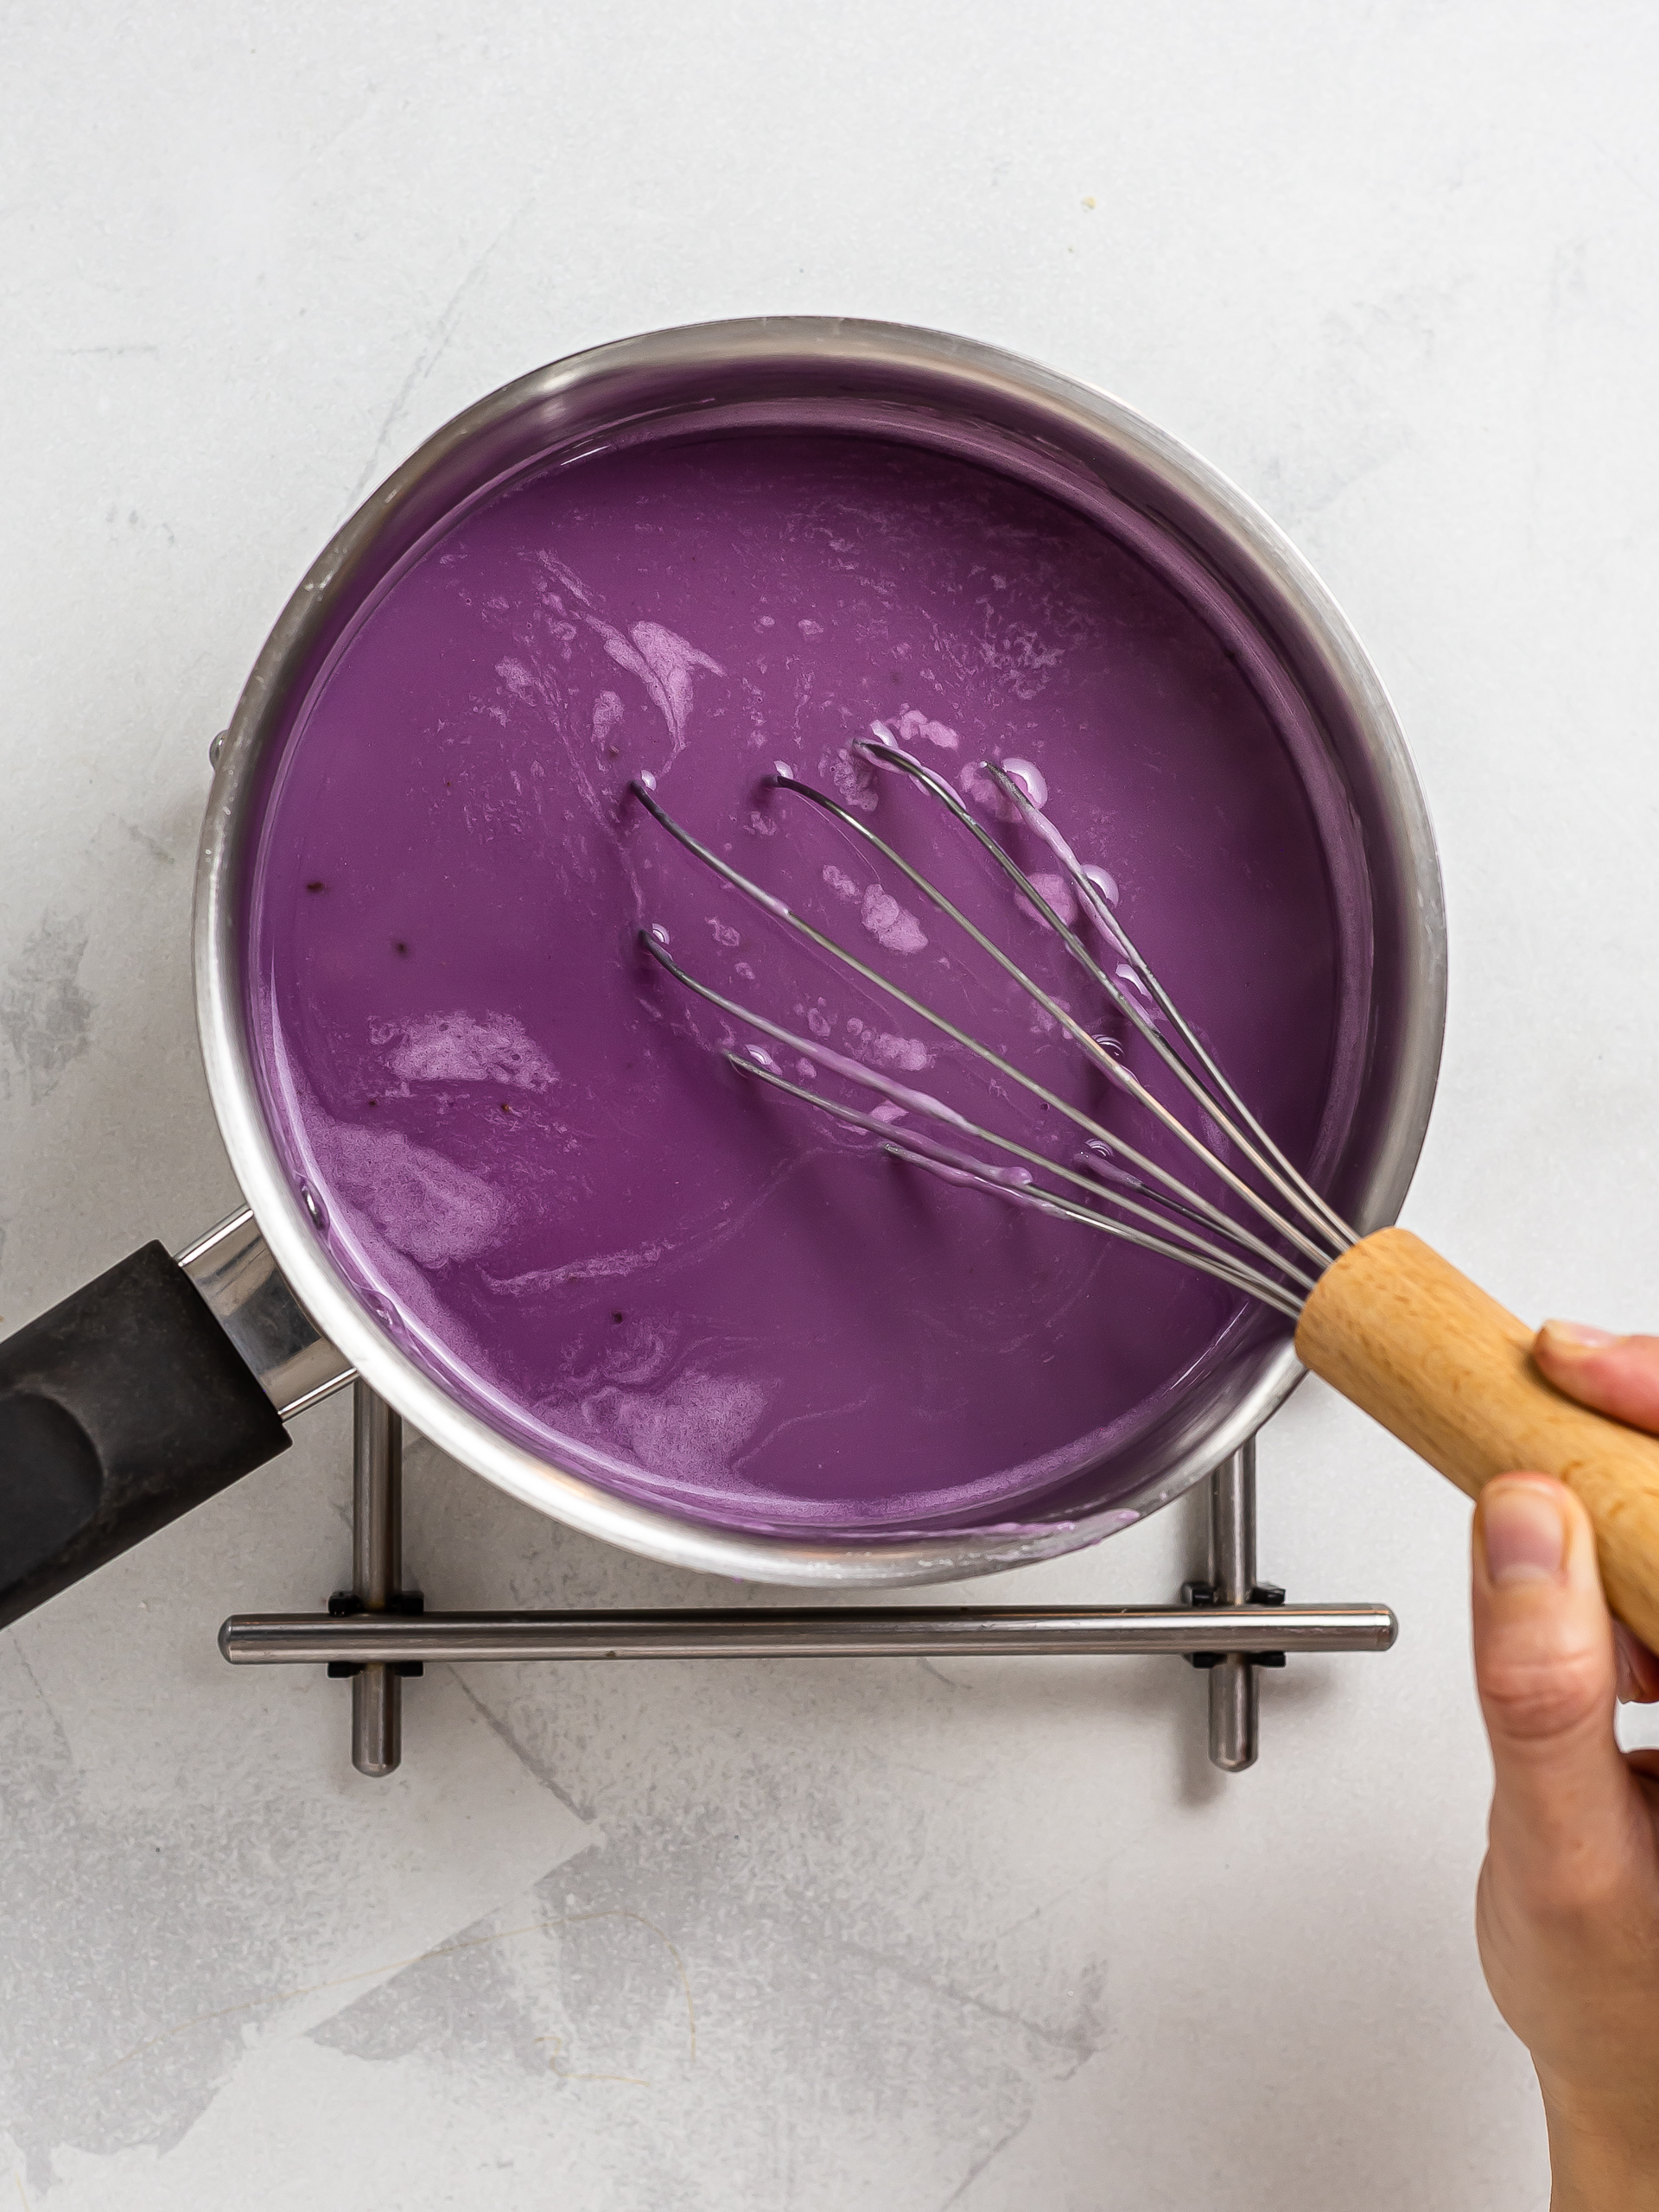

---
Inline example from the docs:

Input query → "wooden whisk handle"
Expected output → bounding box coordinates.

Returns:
[1295,1227,1659,1652]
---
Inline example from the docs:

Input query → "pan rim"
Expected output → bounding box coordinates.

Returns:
[194,314,1446,1588]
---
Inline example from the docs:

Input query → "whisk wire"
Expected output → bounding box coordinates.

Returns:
[976,757,1356,1255]
[765,760,1336,1274]
[850,734,1351,1263]
[635,923,1317,1304]
[630,781,1322,1286]
[628,741,1351,1325]
[728,1053,1307,1319]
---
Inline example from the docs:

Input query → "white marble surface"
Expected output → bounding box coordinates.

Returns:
[3,2,1658,2202]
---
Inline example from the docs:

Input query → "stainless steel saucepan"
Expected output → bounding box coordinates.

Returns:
[0,316,1446,1626]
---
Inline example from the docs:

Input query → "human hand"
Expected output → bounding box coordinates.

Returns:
[1473,1323,1659,2208]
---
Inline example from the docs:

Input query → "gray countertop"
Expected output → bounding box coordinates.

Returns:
[4,3,1656,2204]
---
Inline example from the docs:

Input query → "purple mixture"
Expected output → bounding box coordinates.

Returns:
[245,429,1347,1534]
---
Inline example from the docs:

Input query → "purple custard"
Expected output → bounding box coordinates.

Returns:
[245,429,1353,1535]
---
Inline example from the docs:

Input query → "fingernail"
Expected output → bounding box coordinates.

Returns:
[1483,1485,1567,1587]
[1540,1319,1617,1351]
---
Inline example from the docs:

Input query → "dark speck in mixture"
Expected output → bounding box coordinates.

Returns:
[612,1311,625,1324]
[394,941,409,957]
[499,1101,512,1114]
[367,1097,378,1107]
[306,880,326,892]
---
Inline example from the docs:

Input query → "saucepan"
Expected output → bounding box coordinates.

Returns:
[0,315,1445,1627]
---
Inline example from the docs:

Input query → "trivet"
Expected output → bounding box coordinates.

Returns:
[219,1379,1395,1778]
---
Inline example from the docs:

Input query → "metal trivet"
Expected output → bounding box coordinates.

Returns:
[219,1382,1395,1778]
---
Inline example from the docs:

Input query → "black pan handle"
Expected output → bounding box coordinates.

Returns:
[0,1242,291,1630]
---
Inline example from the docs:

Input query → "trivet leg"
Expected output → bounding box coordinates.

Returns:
[1208,1442,1258,1772]
[352,1382,402,1777]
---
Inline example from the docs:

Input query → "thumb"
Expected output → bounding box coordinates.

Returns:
[1472,1475,1627,1866]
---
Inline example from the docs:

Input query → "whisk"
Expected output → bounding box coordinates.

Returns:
[629,732,1659,1649]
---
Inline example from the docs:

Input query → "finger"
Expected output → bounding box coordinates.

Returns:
[1534,1320,1659,1433]
[1472,1475,1628,1878]
[1614,1620,1659,1704]
[1536,1323,1659,1702]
